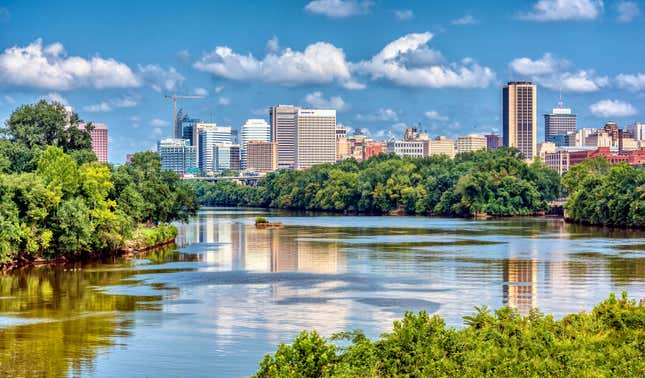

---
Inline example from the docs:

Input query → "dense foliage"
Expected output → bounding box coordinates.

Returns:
[563,158,644,228]
[189,149,561,217]
[255,293,645,377]
[0,101,199,262]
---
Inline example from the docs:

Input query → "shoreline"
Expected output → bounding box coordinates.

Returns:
[0,237,177,273]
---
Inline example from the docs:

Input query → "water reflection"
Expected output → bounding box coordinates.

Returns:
[0,210,644,377]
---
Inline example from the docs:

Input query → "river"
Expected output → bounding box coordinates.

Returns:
[1,208,644,377]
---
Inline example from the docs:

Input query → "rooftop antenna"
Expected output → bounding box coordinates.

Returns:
[558,86,564,108]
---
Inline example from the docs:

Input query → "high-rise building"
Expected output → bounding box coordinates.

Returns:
[456,135,487,154]
[485,134,503,150]
[180,116,201,144]
[503,81,537,160]
[626,123,645,140]
[196,123,231,173]
[428,136,456,158]
[213,143,240,171]
[296,109,336,169]
[157,138,197,175]
[78,122,108,162]
[387,140,426,158]
[544,99,576,144]
[270,105,299,169]
[247,141,278,173]
[336,125,348,140]
[240,119,271,169]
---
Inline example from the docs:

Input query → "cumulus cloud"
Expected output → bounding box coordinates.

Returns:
[394,9,414,21]
[150,118,170,127]
[194,40,355,88]
[451,15,477,25]
[519,0,604,21]
[0,39,139,90]
[354,32,495,88]
[265,36,280,53]
[615,73,645,91]
[304,91,347,111]
[304,0,373,18]
[509,53,608,92]
[137,64,185,93]
[616,1,639,22]
[176,49,191,63]
[509,53,567,75]
[83,96,139,112]
[355,108,399,122]
[589,99,637,117]
[424,110,449,121]
[42,92,69,106]
[193,87,208,96]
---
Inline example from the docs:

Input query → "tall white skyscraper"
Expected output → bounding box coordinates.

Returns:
[240,119,271,169]
[196,123,231,173]
[270,105,299,169]
[296,109,336,169]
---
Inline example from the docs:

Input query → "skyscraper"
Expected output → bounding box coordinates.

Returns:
[157,138,197,175]
[544,98,576,145]
[270,105,299,169]
[213,143,240,171]
[296,109,336,169]
[485,134,503,150]
[503,81,537,160]
[78,122,108,162]
[196,123,232,173]
[240,119,271,169]
[247,141,278,173]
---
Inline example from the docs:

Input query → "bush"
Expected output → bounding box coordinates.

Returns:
[255,217,269,224]
[255,293,645,377]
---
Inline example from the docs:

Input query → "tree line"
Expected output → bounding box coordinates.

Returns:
[0,100,199,263]
[189,148,562,217]
[254,293,645,377]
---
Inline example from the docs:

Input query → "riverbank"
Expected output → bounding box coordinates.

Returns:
[0,224,178,272]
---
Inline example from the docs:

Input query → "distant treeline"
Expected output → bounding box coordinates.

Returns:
[0,101,199,263]
[188,148,562,217]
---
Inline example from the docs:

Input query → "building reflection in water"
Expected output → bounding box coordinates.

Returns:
[177,213,344,274]
[502,238,539,315]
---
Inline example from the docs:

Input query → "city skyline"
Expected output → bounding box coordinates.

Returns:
[1,0,644,162]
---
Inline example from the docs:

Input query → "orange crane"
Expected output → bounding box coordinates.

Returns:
[164,93,206,138]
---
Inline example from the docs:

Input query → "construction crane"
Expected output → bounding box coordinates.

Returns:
[164,93,206,138]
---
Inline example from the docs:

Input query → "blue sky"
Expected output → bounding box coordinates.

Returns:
[0,0,643,162]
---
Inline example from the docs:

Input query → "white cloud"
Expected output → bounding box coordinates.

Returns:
[519,0,603,21]
[215,85,224,93]
[42,92,68,106]
[304,0,373,18]
[304,91,347,111]
[150,118,170,127]
[616,1,639,22]
[137,64,185,93]
[616,73,645,91]
[153,127,164,136]
[354,32,495,88]
[424,110,449,121]
[176,49,191,62]
[2,95,15,104]
[266,36,280,53]
[194,39,354,88]
[451,15,477,25]
[589,99,637,117]
[356,108,398,122]
[218,97,230,106]
[509,53,567,75]
[83,102,112,112]
[540,70,609,92]
[394,9,414,21]
[82,96,139,112]
[510,54,607,92]
[0,39,139,91]
[193,87,209,96]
